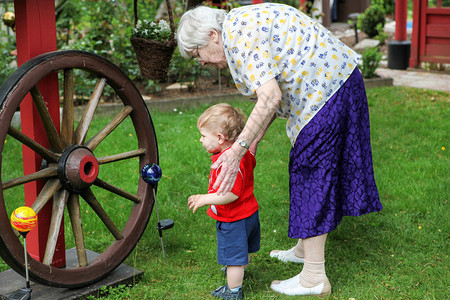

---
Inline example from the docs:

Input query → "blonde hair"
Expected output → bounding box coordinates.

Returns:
[197,103,246,141]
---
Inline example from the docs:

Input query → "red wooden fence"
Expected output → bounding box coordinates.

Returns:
[410,0,450,68]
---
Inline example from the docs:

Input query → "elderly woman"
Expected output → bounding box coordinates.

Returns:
[177,3,382,298]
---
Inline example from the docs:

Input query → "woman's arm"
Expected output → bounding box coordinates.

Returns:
[249,113,276,155]
[187,192,238,213]
[212,78,282,194]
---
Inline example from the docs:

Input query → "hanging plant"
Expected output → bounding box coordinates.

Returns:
[130,0,176,81]
[131,19,172,42]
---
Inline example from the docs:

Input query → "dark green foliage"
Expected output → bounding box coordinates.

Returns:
[56,0,139,76]
[430,0,450,7]
[358,4,386,38]
[54,0,169,99]
[359,46,382,79]
[0,31,16,87]
[168,49,212,87]
[0,0,220,99]
[372,0,395,15]
[383,0,395,15]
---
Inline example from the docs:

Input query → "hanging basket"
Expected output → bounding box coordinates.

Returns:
[130,0,176,80]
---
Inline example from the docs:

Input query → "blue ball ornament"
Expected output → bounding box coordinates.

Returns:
[141,163,162,185]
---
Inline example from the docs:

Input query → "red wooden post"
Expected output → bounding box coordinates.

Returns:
[387,0,411,69]
[14,0,65,267]
[395,0,408,41]
[409,0,422,68]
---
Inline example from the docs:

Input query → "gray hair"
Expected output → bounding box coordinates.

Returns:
[176,6,226,58]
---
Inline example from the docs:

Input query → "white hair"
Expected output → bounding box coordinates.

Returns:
[176,6,226,58]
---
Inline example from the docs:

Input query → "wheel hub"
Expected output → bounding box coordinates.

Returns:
[57,145,99,193]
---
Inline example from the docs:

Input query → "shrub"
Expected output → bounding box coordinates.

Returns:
[358,4,386,38]
[359,46,382,79]
[371,0,395,15]
[375,23,389,45]
[0,32,16,87]
[168,49,212,88]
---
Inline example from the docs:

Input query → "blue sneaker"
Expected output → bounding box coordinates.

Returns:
[211,284,243,299]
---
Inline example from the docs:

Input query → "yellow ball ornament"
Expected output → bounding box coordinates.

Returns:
[10,206,37,233]
[2,12,15,27]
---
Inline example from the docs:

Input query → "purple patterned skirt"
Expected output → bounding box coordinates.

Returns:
[288,68,383,239]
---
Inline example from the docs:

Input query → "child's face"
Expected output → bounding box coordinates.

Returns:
[199,126,222,154]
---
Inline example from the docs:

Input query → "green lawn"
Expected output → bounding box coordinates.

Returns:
[0,86,448,299]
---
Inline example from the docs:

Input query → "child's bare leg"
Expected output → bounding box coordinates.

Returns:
[227,265,245,289]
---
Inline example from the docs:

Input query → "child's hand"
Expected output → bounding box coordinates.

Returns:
[187,194,206,213]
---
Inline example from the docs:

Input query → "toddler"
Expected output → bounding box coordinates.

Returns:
[188,103,260,300]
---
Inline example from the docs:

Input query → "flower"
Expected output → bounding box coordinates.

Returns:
[131,19,172,42]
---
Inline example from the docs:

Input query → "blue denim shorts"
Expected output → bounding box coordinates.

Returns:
[216,210,260,266]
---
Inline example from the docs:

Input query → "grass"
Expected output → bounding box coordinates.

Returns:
[0,86,448,299]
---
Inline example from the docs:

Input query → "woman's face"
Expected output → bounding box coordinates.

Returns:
[192,30,228,69]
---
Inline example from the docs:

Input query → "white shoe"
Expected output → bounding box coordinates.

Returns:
[270,274,331,297]
[270,247,305,263]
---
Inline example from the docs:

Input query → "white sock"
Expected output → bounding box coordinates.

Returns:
[229,286,241,292]
[294,239,304,258]
[299,260,327,288]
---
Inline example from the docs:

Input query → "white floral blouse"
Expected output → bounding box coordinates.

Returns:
[223,3,361,146]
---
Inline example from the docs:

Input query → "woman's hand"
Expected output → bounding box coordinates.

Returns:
[211,146,242,195]
[213,78,282,195]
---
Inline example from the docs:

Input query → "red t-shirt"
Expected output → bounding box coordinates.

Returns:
[206,148,259,222]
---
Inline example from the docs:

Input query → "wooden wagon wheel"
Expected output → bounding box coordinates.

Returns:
[0,50,158,288]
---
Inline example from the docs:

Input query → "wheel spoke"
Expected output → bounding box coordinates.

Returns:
[85,105,133,151]
[2,164,57,190]
[31,179,62,214]
[93,178,141,203]
[0,50,158,288]
[43,189,70,265]
[8,126,60,163]
[30,86,63,152]
[80,188,123,240]
[74,78,106,145]
[61,69,75,147]
[97,148,146,165]
[67,193,88,267]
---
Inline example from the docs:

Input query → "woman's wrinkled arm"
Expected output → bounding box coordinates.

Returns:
[249,113,276,155]
[212,78,282,194]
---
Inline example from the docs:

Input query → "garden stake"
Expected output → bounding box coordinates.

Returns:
[8,207,37,300]
[141,164,174,258]
[153,190,166,258]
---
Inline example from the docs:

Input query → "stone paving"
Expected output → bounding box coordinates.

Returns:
[376,68,450,93]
